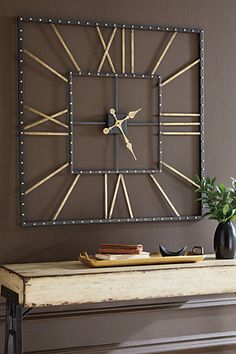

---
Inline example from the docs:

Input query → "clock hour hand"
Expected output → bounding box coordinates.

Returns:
[120,108,142,124]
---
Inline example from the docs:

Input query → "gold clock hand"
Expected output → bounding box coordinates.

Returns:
[120,108,142,124]
[104,108,137,160]
[110,108,118,121]
[103,108,120,134]
[103,126,114,134]
[118,125,137,160]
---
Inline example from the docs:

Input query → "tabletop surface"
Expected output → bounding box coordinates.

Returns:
[1,256,236,307]
[2,255,236,278]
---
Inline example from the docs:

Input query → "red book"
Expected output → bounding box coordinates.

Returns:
[99,243,144,254]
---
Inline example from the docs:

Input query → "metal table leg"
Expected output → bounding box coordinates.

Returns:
[1,286,23,354]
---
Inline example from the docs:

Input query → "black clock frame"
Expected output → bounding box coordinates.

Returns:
[69,72,162,174]
[17,16,205,227]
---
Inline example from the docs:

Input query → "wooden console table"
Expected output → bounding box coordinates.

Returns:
[1,256,236,354]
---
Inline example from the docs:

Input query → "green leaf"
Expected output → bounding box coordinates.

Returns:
[223,204,230,215]
[219,183,226,192]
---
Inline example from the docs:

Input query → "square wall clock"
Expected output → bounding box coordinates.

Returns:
[18,16,204,226]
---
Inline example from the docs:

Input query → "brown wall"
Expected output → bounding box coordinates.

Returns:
[1,0,236,353]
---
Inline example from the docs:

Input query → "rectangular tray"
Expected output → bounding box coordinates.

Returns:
[79,253,205,268]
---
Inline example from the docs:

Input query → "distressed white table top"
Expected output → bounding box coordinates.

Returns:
[1,255,236,307]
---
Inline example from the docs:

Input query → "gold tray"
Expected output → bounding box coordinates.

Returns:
[79,253,205,268]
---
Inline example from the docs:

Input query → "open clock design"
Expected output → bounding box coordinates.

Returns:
[18,16,204,226]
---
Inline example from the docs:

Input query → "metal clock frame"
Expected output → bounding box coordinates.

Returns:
[17,16,205,227]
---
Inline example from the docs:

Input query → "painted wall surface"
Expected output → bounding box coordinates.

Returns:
[1,1,236,353]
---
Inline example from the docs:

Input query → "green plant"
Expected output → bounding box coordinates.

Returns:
[194,176,236,223]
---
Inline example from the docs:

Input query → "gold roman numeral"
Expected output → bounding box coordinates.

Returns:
[24,49,68,82]
[150,174,180,216]
[162,59,200,86]
[53,174,80,220]
[25,163,69,195]
[24,106,68,129]
[108,174,134,219]
[50,24,81,72]
[151,32,177,75]
[96,27,117,73]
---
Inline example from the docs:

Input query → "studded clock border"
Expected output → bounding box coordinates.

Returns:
[68,72,162,175]
[17,16,205,226]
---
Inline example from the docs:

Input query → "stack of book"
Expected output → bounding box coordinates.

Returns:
[95,243,150,260]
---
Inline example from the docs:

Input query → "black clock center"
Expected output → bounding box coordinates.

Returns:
[107,112,128,134]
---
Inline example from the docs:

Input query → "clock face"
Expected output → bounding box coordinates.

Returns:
[69,73,161,174]
[18,16,204,226]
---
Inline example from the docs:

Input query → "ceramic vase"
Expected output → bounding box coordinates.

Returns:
[214,222,236,259]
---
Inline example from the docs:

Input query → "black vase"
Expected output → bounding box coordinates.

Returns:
[214,222,236,259]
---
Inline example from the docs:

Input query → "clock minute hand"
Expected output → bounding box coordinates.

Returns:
[118,125,137,160]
